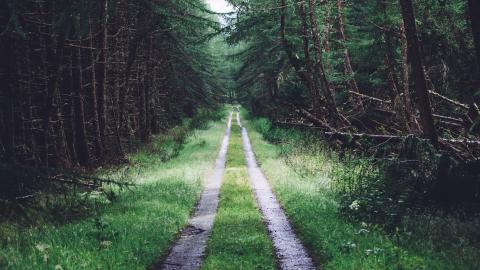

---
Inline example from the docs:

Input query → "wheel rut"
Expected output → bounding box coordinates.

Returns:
[153,112,232,270]
[237,113,316,270]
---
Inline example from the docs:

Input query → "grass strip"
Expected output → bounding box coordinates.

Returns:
[201,123,276,270]
[0,120,227,270]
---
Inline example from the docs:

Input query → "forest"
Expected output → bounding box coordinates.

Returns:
[1,0,480,269]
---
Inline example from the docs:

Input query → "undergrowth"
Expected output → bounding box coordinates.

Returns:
[247,113,480,269]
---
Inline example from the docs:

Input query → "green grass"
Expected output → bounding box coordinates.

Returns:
[0,119,228,270]
[201,123,276,270]
[245,116,480,270]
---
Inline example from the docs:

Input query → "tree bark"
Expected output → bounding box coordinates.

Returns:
[399,0,438,147]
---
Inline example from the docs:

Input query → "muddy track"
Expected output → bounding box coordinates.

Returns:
[153,112,232,270]
[237,113,316,270]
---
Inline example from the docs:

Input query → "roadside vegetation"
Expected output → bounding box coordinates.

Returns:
[202,120,276,270]
[246,113,480,270]
[0,112,226,270]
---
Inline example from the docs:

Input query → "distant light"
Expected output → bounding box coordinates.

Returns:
[206,0,234,13]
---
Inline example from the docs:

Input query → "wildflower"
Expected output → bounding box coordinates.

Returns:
[100,240,112,248]
[349,200,360,211]
[35,243,50,253]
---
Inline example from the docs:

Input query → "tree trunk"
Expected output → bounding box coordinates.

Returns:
[298,0,321,114]
[41,31,66,166]
[0,32,16,164]
[307,0,345,124]
[97,0,109,149]
[466,0,480,130]
[72,46,91,166]
[52,90,72,167]
[279,0,311,89]
[63,51,78,165]
[399,0,438,147]
[89,16,104,158]
[143,36,154,141]
[139,57,148,142]
[399,21,417,131]
[336,0,364,112]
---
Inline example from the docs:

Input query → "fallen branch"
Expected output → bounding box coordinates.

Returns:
[428,90,469,110]
[323,131,480,146]
[432,114,464,123]
[348,91,391,104]
[273,122,480,147]
[296,108,337,132]
[275,121,313,128]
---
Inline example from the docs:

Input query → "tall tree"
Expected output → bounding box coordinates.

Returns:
[399,0,438,147]
[89,15,104,158]
[308,0,340,115]
[298,0,320,114]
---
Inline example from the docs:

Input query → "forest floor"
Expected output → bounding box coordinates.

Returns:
[2,109,479,270]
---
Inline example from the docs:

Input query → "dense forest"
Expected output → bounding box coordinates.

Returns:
[0,0,224,168]
[229,0,480,149]
[0,0,230,200]
[1,0,480,269]
[225,0,480,211]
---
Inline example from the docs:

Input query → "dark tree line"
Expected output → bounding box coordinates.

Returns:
[0,0,223,168]
[227,0,480,161]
